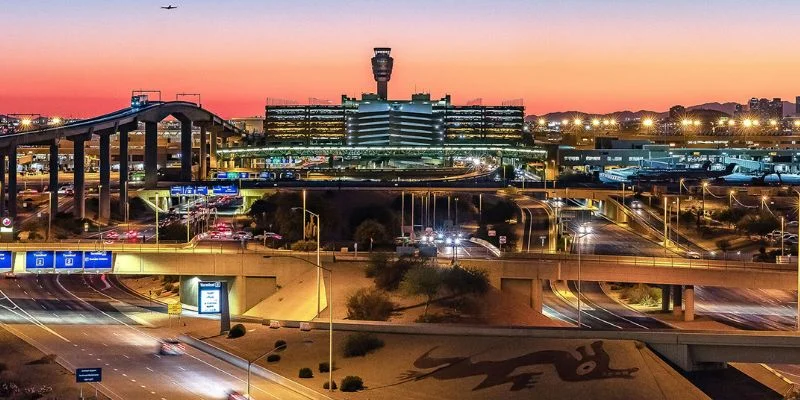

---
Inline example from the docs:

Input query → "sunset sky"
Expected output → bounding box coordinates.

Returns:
[2,0,799,118]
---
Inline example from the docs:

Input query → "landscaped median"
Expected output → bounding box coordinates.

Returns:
[182,320,708,399]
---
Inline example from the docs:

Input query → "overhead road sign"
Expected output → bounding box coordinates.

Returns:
[76,368,102,383]
[26,251,54,271]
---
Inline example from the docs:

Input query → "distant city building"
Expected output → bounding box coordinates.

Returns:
[262,48,524,146]
[747,97,783,120]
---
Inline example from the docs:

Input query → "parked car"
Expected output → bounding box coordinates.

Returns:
[226,390,247,400]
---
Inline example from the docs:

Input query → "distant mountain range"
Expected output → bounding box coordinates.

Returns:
[526,101,798,122]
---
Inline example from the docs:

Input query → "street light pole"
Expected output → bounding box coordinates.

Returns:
[247,343,287,398]
[263,254,333,391]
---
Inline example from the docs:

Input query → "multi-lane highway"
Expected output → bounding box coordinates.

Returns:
[0,273,309,399]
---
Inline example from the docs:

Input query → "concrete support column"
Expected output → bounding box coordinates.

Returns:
[180,118,192,181]
[98,134,111,220]
[209,130,218,169]
[119,128,129,218]
[661,284,672,313]
[144,121,158,189]
[49,142,59,220]
[683,285,695,322]
[73,138,86,219]
[672,285,683,316]
[0,151,5,217]
[8,147,17,218]
[199,126,207,180]
[532,279,543,313]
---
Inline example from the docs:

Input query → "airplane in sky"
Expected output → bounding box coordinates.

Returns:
[160,5,177,10]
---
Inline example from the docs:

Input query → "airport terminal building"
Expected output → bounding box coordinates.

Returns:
[263,48,524,147]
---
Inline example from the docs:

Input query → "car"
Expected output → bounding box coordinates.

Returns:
[103,231,119,240]
[158,338,185,356]
[20,188,38,194]
[630,200,643,209]
[226,390,247,400]
[788,221,799,226]
[233,231,253,240]
[3,272,17,279]
[686,251,701,259]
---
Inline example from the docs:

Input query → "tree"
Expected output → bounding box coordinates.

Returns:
[500,165,516,181]
[443,265,489,296]
[400,265,444,317]
[353,219,388,249]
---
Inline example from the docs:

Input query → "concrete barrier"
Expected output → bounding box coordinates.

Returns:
[179,334,332,400]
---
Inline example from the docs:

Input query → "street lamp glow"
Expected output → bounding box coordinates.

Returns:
[538,118,546,125]
[561,119,569,125]
[770,119,778,126]
[610,119,617,125]
[681,119,691,126]
[753,119,760,126]
[50,117,62,125]
[574,118,582,125]
[592,118,600,126]
[693,120,701,126]
[20,118,32,126]
[642,118,654,127]
[728,119,736,126]
[743,119,753,128]
[794,120,800,127]
[602,119,610,126]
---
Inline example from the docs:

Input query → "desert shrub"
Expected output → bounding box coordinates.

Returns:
[274,339,287,350]
[154,289,163,296]
[620,283,662,306]
[291,240,318,252]
[367,255,424,291]
[227,324,247,339]
[318,361,331,373]
[323,381,338,390]
[340,376,364,392]
[343,332,384,358]
[299,367,314,378]
[28,354,57,365]
[346,288,394,321]
[266,354,281,362]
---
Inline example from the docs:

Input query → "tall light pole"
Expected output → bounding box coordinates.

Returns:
[701,181,708,224]
[572,224,592,328]
[293,207,321,316]
[663,196,669,255]
[263,255,333,391]
[781,216,785,257]
[155,193,159,245]
[247,343,287,398]
[729,190,734,209]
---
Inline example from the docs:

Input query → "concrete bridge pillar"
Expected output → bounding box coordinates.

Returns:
[672,285,683,316]
[199,126,207,180]
[532,279,543,314]
[179,117,193,182]
[72,137,86,219]
[144,121,158,189]
[119,128,129,219]
[210,130,218,170]
[661,284,672,312]
[99,134,111,220]
[684,285,695,322]
[8,147,16,218]
[48,141,59,223]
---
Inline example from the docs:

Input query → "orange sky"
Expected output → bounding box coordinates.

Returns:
[2,0,799,118]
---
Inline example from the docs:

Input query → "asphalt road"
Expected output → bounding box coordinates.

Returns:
[0,274,309,400]
[572,217,668,257]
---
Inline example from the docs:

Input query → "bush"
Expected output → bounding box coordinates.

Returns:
[620,284,662,306]
[291,240,318,252]
[443,265,489,296]
[346,288,394,321]
[299,367,314,379]
[319,361,331,373]
[323,381,338,390]
[228,324,247,339]
[274,340,287,350]
[340,376,364,392]
[366,254,424,291]
[266,354,281,363]
[343,332,384,358]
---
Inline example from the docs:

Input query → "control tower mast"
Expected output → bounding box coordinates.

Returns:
[371,48,393,100]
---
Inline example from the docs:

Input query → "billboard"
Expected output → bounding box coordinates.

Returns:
[55,251,83,272]
[84,251,113,271]
[26,251,54,271]
[0,251,12,273]
[198,281,222,314]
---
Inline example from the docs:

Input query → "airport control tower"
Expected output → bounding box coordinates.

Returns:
[371,48,393,100]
